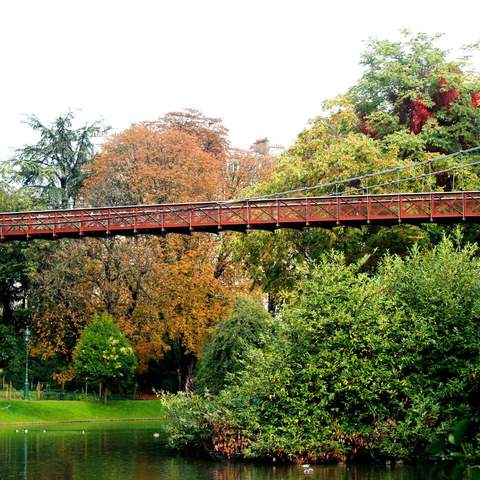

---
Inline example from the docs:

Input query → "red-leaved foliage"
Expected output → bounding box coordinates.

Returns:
[434,76,460,109]
[411,98,432,134]
[359,116,377,138]
[471,91,480,108]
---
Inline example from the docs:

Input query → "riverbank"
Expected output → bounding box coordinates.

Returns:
[0,425,439,480]
[0,400,164,425]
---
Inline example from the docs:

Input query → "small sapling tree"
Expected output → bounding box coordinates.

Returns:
[73,313,136,401]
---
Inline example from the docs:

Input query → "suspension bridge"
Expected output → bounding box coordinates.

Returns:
[2,147,480,241]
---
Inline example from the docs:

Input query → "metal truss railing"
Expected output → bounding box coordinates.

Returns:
[1,191,480,241]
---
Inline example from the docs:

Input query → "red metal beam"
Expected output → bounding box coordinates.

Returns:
[1,191,479,241]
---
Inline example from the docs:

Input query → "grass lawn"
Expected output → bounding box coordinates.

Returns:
[0,400,164,425]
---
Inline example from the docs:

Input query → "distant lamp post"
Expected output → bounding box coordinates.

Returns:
[23,323,30,400]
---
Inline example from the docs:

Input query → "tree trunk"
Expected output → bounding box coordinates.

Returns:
[174,338,196,391]
[60,177,69,209]
[267,292,277,314]
[103,383,110,403]
[0,295,12,324]
[184,360,194,392]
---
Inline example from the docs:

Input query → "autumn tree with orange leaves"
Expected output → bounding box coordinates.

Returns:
[31,110,249,390]
[82,123,223,206]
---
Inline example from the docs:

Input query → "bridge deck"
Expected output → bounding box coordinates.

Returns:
[1,191,479,241]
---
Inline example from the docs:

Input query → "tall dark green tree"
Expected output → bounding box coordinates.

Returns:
[12,112,106,209]
[0,187,36,326]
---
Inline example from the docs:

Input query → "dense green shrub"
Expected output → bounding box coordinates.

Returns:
[195,297,272,394]
[377,237,480,456]
[73,312,137,399]
[159,392,213,451]
[159,391,251,458]
[217,253,395,463]
[164,236,480,464]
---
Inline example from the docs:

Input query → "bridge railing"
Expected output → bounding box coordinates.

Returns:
[2,191,480,240]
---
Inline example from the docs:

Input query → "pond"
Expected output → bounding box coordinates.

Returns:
[0,422,440,479]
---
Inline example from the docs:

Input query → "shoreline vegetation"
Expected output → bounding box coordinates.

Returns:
[0,400,164,425]
[160,238,480,469]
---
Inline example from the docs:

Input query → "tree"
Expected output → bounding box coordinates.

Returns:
[83,118,236,389]
[12,112,106,209]
[229,104,430,302]
[0,187,37,326]
[82,124,222,206]
[33,112,239,391]
[73,312,136,400]
[0,324,23,385]
[229,32,480,304]
[82,115,240,389]
[146,108,229,162]
[350,31,480,153]
[195,296,272,394]
[29,239,101,358]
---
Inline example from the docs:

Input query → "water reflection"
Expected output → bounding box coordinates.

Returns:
[0,424,437,480]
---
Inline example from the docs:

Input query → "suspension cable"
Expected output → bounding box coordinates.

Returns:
[238,145,480,202]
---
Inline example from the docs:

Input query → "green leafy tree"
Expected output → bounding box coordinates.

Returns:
[229,106,434,302]
[232,237,480,461]
[12,112,106,209]
[230,32,480,303]
[165,236,480,463]
[195,297,272,394]
[350,31,480,153]
[218,254,397,462]
[73,312,137,400]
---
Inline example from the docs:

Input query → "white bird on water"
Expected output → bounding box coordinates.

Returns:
[153,433,160,438]
[301,464,313,474]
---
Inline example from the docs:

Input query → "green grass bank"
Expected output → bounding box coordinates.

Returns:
[0,400,164,425]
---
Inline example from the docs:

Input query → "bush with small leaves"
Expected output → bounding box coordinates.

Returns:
[73,312,136,400]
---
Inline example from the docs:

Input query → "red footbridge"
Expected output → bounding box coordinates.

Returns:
[2,148,480,241]
[0,191,479,241]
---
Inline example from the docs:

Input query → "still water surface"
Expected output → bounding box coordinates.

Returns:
[0,422,438,480]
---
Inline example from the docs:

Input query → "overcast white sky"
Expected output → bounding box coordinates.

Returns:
[0,0,479,160]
